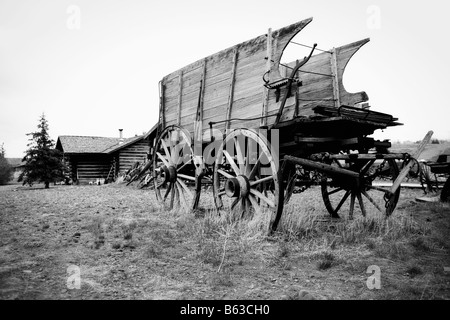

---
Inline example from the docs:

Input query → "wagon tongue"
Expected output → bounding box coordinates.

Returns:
[389,131,434,197]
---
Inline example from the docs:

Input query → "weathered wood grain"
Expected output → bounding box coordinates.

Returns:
[117,140,150,174]
[160,17,371,138]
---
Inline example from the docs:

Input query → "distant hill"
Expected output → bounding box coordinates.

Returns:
[390,142,450,162]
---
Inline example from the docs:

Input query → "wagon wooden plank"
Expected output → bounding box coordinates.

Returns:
[159,17,378,143]
[177,71,183,126]
[225,49,238,130]
[161,18,314,136]
[335,39,370,106]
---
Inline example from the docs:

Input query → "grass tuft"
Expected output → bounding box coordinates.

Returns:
[313,250,338,270]
[406,265,423,278]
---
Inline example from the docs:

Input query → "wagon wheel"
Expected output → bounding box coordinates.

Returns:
[153,125,197,210]
[418,162,438,194]
[212,129,283,233]
[321,156,400,218]
[401,157,420,181]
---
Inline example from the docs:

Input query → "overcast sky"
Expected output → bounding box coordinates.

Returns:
[1,0,449,157]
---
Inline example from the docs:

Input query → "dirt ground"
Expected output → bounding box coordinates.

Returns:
[1,182,449,300]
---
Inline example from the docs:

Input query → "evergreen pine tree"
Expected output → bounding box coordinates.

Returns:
[18,113,66,188]
[0,143,13,185]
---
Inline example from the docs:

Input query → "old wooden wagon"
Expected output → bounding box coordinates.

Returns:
[151,17,432,232]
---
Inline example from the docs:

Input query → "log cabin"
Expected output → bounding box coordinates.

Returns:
[5,158,25,182]
[56,125,157,184]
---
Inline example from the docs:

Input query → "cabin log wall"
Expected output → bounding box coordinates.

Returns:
[116,139,150,174]
[69,154,112,184]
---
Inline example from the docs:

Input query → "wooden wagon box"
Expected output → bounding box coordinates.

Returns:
[158,17,376,140]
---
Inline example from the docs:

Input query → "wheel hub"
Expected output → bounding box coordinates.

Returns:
[225,175,250,198]
[160,165,177,183]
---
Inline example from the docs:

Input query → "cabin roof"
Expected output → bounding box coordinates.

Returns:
[56,136,129,154]
[6,158,24,167]
[103,123,158,153]
[56,123,158,155]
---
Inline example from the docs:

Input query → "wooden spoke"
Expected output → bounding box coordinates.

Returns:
[239,198,251,218]
[231,197,240,210]
[234,136,245,174]
[361,190,383,213]
[245,137,255,176]
[175,183,185,207]
[177,157,193,172]
[349,192,356,219]
[249,175,273,187]
[177,173,196,181]
[163,182,173,201]
[160,138,172,164]
[174,183,180,206]
[356,191,366,217]
[248,153,264,180]
[247,197,252,212]
[223,150,241,176]
[156,152,170,167]
[168,132,176,163]
[217,169,233,179]
[250,188,275,208]
[240,198,246,217]
[171,143,182,165]
[172,138,190,166]
[177,179,191,196]
[327,187,344,196]
[335,189,351,213]
[169,184,176,209]
[248,194,262,216]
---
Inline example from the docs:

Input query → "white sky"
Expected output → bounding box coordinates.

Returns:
[1,0,449,157]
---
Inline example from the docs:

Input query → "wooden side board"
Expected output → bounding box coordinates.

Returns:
[269,38,370,124]
[160,17,370,138]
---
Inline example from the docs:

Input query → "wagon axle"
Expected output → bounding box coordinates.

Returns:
[225,175,250,198]
[329,174,393,195]
[159,165,177,183]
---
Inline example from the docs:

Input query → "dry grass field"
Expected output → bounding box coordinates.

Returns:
[390,141,450,162]
[1,180,449,300]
